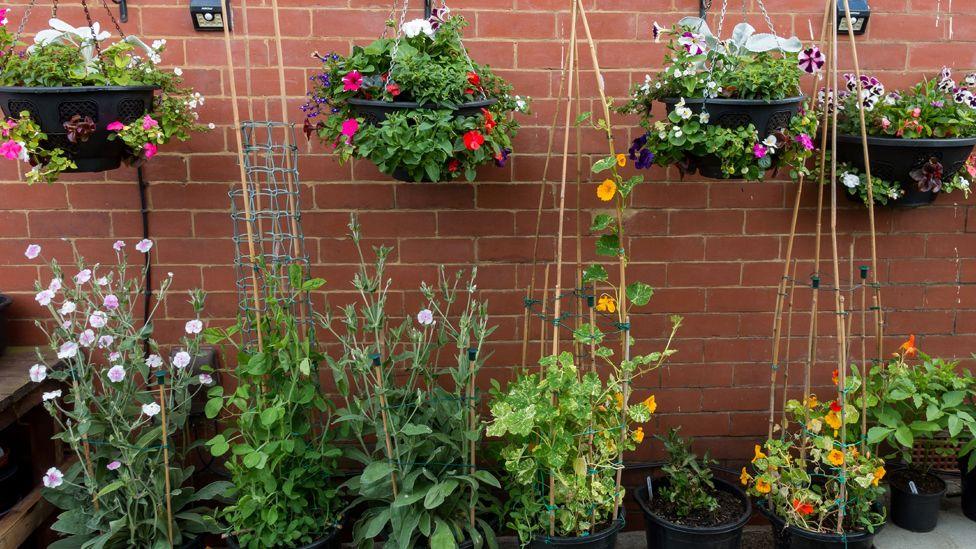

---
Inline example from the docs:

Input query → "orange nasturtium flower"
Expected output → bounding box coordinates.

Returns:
[754,477,772,494]
[831,369,839,385]
[597,179,617,201]
[805,394,818,408]
[899,334,918,358]
[614,392,624,410]
[827,449,845,467]
[872,466,886,486]
[740,467,751,486]
[824,410,842,430]
[633,426,645,443]
[596,294,617,313]
[792,499,815,516]
[643,395,657,414]
[752,444,767,463]
[616,153,627,167]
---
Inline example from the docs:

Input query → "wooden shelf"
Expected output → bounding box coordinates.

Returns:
[0,347,57,431]
[0,482,53,549]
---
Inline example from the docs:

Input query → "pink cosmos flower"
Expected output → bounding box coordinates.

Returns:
[142,115,158,130]
[0,139,22,160]
[106,121,124,131]
[24,244,40,259]
[753,143,768,159]
[106,460,121,471]
[342,70,363,92]
[143,142,158,159]
[795,133,814,151]
[341,118,359,145]
[104,295,119,310]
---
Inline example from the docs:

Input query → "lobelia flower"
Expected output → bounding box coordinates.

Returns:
[35,289,55,306]
[42,389,62,402]
[24,244,41,259]
[146,354,163,368]
[143,142,158,159]
[340,118,359,145]
[74,269,92,284]
[29,364,46,382]
[135,239,153,253]
[677,31,707,55]
[89,311,108,329]
[185,319,203,334]
[341,70,363,92]
[417,309,434,325]
[58,341,78,359]
[173,351,191,369]
[797,46,825,74]
[103,294,119,310]
[97,335,114,348]
[107,365,125,383]
[113,240,125,251]
[79,329,96,347]
[142,402,161,417]
[106,120,124,131]
[106,460,121,471]
[463,130,485,151]
[199,373,214,385]
[42,467,64,488]
[58,301,76,315]
[841,172,860,189]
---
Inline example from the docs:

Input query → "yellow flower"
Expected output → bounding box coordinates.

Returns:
[643,395,657,414]
[614,392,623,410]
[806,394,818,408]
[596,294,617,313]
[872,466,886,486]
[616,153,627,167]
[597,179,617,201]
[824,410,842,430]
[633,426,645,443]
[740,467,751,486]
[751,444,767,464]
[755,477,772,494]
[827,449,845,467]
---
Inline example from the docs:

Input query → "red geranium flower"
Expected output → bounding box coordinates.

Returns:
[463,130,485,151]
[482,108,496,133]
[467,71,481,87]
[448,159,460,172]
[386,83,401,97]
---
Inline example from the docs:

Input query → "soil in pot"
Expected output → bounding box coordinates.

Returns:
[961,455,976,522]
[635,476,751,549]
[888,468,946,532]
[528,512,625,548]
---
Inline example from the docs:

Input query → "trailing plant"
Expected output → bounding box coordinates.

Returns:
[621,17,819,181]
[304,10,527,182]
[25,239,229,548]
[862,336,976,473]
[836,160,973,205]
[0,14,210,183]
[322,216,499,549]
[203,264,343,548]
[656,428,719,519]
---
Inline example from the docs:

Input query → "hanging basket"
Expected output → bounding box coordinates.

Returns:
[0,85,156,173]
[348,97,497,126]
[660,96,805,180]
[835,134,976,207]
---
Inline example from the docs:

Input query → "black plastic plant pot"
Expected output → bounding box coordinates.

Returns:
[227,528,340,549]
[835,134,976,208]
[0,294,11,357]
[757,500,884,549]
[960,455,976,522]
[634,476,751,549]
[889,469,946,532]
[0,85,157,173]
[528,512,625,548]
[348,97,498,126]
[660,96,805,136]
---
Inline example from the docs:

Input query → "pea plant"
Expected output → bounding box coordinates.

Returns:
[321,217,499,549]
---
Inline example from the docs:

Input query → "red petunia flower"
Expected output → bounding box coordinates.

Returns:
[463,130,485,151]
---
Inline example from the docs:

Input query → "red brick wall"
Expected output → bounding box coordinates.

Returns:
[2,0,975,462]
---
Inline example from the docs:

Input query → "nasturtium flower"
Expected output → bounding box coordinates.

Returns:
[614,392,623,410]
[633,426,645,443]
[754,477,772,494]
[792,498,814,516]
[596,294,616,313]
[740,467,751,486]
[898,334,918,358]
[824,410,842,430]
[342,70,363,92]
[872,465,886,486]
[805,394,818,408]
[831,368,839,385]
[797,46,825,74]
[643,395,657,414]
[827,449,845,466]
[615,153,626,167]
[463,130,485,151]
[829,400,842,413]
[752,444,767,463]
[596,179,616,201]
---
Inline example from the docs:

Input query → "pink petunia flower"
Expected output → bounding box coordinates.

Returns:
[135,239,153,253]
[143,142,158,159]
[341,118,359,145]
[797,47,825,74]
[142,115,158,130]
[107,365,125,383]
[112,240,125,251]
[0,139,22,160]
[342,70,363,92]
[106,121,124,131]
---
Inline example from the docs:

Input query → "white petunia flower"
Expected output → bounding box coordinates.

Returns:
[841,172,861,189]
[402,18,435,39]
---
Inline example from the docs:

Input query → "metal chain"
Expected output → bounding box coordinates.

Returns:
[385,0,412,85]
[97,0,126,39]
[755,0,777,35]
[79,0,105,61]
[380,0,401,39]
[51,0,58,18]
[715,0,729,40]
[1,0,39,70]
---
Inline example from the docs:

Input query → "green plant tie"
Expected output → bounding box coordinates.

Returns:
[770,363,779,371]
[524,298,540,307]
[614,322,630,331]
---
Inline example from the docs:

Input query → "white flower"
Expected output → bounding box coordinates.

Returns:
[135,239,153,253]
[173,351,191,369]
[74,269,92,285]
[113,240,125,251]
[199,373,214,385]
[142,402,161,417]
[883,94,897,106]
[762,135,778,149]
[841,172,861,189]
[15,141,28,162]
[109,352,121,362]
[42,467,64,488]
[96,277,109,286]
[88,311,108,329]
[57,341,78,359]
[207,122,216,130]
[151,38,166,51]
[173,67,183,76]
[42,390,62,402]
[48,278,62,292]
[959,178,971,191]
[658,130,667,139]
[79,329,96,347]
[673,68,682,78]
[699,112,710,123]
[146,354,163,368]
[402,18,435,39]
[655,81,662,89]
[98,335,114,348]
[676,106,692,120]
[416,309,435,326]
[185,319,203,334]
[58,301,76,315]
[29,364,47,383]
[34,289,54,306]
[24,244,41,259]
[674,128,683,138]
[107,365,125,383]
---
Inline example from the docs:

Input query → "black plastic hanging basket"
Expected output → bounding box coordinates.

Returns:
[835,133,976,207]
[660,96,805,179]
[0,85,156,172]
[348,97,497,126]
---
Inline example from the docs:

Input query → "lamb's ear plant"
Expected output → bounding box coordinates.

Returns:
[25,239,229,548]
[322,216,499,549]
[203,263,343,548]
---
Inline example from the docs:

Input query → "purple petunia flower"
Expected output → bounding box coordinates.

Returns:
[635,148,654,170]
[494,148,511,168]
[629,133,648,161]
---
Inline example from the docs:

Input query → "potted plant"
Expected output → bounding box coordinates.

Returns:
[829,68,976,207]
[304,8,526,182]
[622,17,819,180]
[203,263,344,548]
[863,336,976,532]
[0,12,209,182]
[635,428,751,549]
[321,217,499,548]
[24,239,230,547]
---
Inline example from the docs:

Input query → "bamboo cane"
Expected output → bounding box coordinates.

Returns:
[157,373,174,546]
[779,259,799,431]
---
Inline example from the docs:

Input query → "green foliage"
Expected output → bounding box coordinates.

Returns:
[656,429,719,518]
[305,14,526,182]
[321,216,498,549]
[205,263,341,548]
[33,242,227,548]
[831,161,972,206]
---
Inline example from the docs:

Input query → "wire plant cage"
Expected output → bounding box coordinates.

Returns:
[229,120,313,344]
